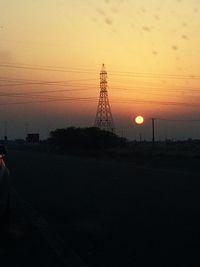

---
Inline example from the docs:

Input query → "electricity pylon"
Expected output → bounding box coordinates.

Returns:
[94,64,115,132]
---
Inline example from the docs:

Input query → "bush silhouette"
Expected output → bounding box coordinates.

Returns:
[48,127,126,150]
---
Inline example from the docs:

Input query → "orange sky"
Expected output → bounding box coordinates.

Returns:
[0,0,200,139]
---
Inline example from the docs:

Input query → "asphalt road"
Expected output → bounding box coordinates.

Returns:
[5,150,200,266]
[0,188,66,267]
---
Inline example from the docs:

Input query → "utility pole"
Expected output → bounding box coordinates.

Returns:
[152,118,155,146]
[94,64,115,133]
[25,122,30,138]
[4,120,7,142]
[139,132,142,142]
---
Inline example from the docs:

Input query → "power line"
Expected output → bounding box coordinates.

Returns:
[111,98,200,107]
[156,118,200,122]
[0,97,97,106]
[0,95,199,108]
[0,77,96,86]
[1,62,200,80]
[0,82,200,106]
[1,83,200,98]
[1,77,200,95]
[0,63,200,107]
[0,63,95,74]
[0,88,188,101]
[0,88,91,97]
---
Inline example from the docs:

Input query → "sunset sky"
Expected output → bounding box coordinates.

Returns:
[0,0,200,140]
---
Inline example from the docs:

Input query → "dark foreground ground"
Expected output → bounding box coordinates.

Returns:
[3,149,200,266]
[0,189,66,267]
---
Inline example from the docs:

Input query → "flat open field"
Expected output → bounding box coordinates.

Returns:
[6,149,200,266]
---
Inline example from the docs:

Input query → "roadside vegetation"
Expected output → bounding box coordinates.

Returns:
[47,127,127,151]
[8,127,200,163]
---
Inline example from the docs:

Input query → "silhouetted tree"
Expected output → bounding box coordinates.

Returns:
[48,127,126,151]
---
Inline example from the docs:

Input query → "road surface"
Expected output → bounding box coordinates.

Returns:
[5,149,200,266]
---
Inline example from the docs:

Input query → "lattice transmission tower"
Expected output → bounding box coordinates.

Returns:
[94,64,115,132]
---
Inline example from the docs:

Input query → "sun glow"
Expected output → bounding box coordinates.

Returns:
[135,115,144,125]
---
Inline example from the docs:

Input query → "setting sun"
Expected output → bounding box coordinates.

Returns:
[135,116,144,125]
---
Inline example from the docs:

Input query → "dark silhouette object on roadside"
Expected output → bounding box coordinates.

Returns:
[26,133,40,144]
[0,145,10,238]
[48,127,126,151]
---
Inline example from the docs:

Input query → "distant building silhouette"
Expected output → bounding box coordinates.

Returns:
[26,133,40,143]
